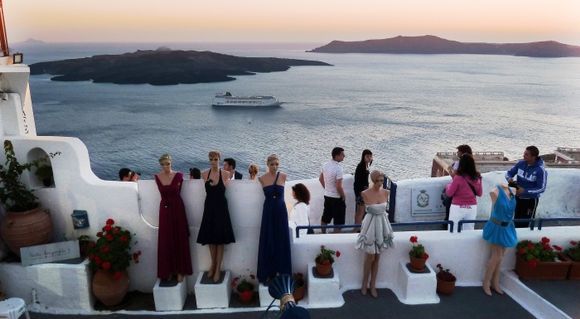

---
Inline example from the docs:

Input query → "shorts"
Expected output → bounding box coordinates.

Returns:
[321,196,346,225]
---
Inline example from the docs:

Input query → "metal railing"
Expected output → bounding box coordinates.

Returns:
[295,221,454,238]
[536,217,580,230]
[457,217,580,232]
[296,217,580,238]
[457,219,535,232]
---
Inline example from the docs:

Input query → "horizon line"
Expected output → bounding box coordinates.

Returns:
[13,35,580,47]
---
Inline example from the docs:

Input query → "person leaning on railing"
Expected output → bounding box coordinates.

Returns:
[505,145,547,228]
[445,154,482,232]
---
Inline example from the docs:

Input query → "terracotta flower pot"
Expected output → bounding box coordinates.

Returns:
[436,277,456,295]
[515,255,571,280]
[293,285,305,302]
[559,253,580,280]
[315,259,333,276]
[409,256,427,271]
[92,270,129,306]
[0,207,53,256]
[238,290,254,304]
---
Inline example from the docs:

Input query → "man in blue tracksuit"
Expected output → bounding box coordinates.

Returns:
[505,146,548,228]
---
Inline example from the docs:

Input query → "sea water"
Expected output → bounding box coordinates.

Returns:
[16,42,580,181]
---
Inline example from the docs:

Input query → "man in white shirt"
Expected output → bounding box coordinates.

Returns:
[319,147,346,233]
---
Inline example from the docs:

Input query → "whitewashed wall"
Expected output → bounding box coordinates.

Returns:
[2,137,579,296]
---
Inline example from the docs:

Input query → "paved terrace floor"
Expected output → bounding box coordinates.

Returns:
[29,287,534,319]
[523,279,580,319]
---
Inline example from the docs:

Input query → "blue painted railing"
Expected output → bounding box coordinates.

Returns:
[296,217,580,238]
[295,221,454,238]
[536,217,580,230]
[457,217,580,232]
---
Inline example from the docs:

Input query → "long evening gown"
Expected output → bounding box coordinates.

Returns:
[196,169,236,245]
[155,172,193,279]
[257,172,292,283]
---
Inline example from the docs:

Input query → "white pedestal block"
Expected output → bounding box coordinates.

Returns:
[307,263,344,308]
[153,279,187,311]
[194,271,231,309]
[394,261,439,305]
[258,283,276,308]
[0,260,93,311]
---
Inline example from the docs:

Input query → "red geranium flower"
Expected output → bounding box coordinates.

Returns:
[113,271,123,281]
[87,220,139,275]
[410,236,418,243]
[541,237,550,244]
[553,245,562,251]
[527,259,539,268]
[336,250,341,258]
[571,241,578,246]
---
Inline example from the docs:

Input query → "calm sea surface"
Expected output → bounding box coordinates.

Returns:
[15,42,580,181]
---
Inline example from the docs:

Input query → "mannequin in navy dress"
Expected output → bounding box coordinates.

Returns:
[257,154,292,283]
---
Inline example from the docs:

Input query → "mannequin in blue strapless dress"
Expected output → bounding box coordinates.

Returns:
[482,184,517,296]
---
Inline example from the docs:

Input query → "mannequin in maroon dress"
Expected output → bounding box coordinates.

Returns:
[155,153,193,282]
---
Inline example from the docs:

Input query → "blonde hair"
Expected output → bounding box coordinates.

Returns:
[248,163,259,176]
[370,170,384,183]
[266,154,279,165]
[208,150,221,159]
[159,153,172,164]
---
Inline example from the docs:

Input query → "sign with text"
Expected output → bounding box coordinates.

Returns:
[20,240,80,266]
[411,186,446,216]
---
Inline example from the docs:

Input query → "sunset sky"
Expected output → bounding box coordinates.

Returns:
[5,0,580,44]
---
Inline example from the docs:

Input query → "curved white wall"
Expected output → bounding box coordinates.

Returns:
[3,137,580,294]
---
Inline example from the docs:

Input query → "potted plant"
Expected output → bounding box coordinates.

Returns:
[436,263,456,295]
[0,140,59,256]
[562,240,580,280]
[314,245,341,277]
[409,235,429,272]
[515,237,571,280]
[88,218,141,306]
[78,235,95,259]
[292,272,305,302]
[231,274,256,304]
[34,164,54,187]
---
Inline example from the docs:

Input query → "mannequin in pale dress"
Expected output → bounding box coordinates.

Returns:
[356,170,394,298]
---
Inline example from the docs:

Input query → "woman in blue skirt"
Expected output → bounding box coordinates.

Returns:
[482,184,517,296]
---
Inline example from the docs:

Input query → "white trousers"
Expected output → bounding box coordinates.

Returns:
[449,204,477,232]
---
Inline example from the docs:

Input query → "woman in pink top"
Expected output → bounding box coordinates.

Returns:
[445,154,482,232]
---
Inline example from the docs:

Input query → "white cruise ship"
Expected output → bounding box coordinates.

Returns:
[212,92,280,107]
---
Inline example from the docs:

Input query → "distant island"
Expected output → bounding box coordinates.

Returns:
[309,35,580,58]
[17,38,46,45]
[30,49,331,85]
